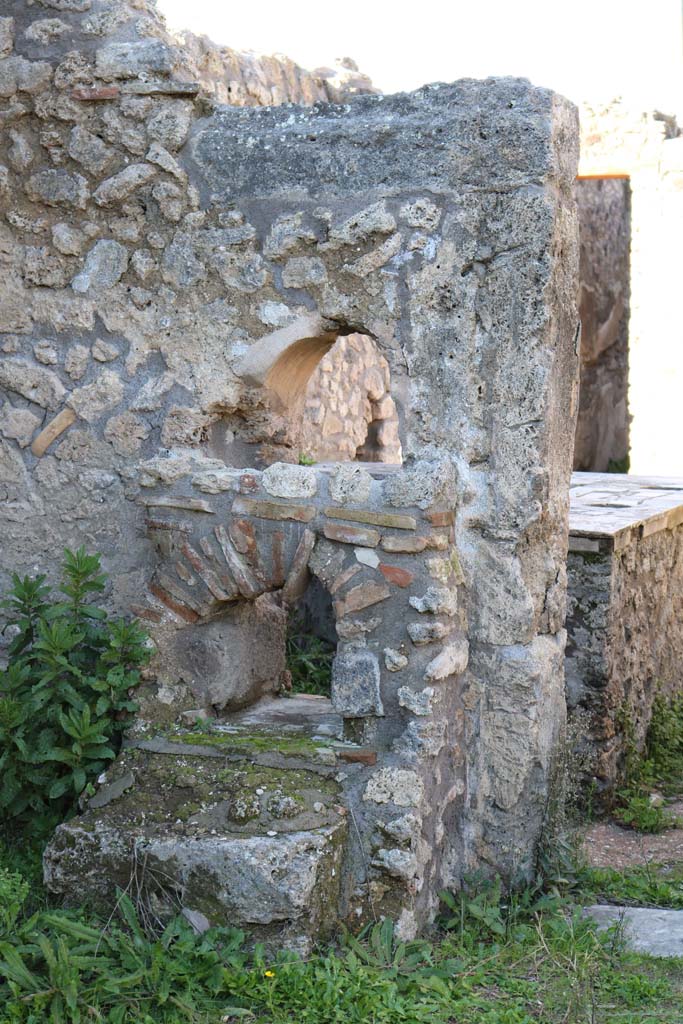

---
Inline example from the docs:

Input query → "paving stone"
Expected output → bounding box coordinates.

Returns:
[584,906,683,958]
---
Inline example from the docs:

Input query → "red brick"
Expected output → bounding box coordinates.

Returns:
[323,522,380,547]
[239,473,259,493]
[378,564,414,588]
[338,749,377,766]
[149,583,198,623]
[426,510,455,527]
[71,86,120,101]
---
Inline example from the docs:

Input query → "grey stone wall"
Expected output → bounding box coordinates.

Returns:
[574,178,630,471]
[0,0,580,942]
[567,528,683,793]
[566,475,683,796]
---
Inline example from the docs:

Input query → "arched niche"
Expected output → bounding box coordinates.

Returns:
[236,314,402,465]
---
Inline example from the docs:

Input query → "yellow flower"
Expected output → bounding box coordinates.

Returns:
[264,970,275,978]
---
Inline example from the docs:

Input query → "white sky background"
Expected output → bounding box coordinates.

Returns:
[157,0,683,111]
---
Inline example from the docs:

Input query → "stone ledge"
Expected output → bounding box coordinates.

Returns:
[569,471,683,551]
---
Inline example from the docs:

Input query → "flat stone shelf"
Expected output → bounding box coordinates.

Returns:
[569,472,683,552]
[218,694,342,740]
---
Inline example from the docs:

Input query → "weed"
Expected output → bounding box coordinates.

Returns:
[285,613,333,696]
[0,549,149,836]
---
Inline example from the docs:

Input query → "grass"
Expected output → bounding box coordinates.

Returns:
[1,837,682,1024]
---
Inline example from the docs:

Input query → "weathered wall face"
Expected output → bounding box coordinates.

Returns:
[0,0,579,942]
[574,178,630,472]
[566,474,683,797]
[579,102,683,475]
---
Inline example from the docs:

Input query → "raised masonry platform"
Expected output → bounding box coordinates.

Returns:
[569,472,683,552]
[567,473,683,794]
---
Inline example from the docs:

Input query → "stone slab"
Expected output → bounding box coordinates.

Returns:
[584,905,683,958]
[569,472,683,549]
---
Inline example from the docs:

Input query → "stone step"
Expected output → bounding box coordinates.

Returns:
[43,741,348,953]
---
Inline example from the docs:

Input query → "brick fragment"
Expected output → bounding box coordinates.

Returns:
[282,529,315,603]
[334,580,392,618]
[149,582,199,623]
[71,86,120,101]
[425,510,455,527]
[214,524,262,598]
[233,496,316,523]
[329,563,362,595]
[378,564,414,588]
[381,535,428,554]
[338,749,377,766]
[323,522,380,547]
[324,507,416,530]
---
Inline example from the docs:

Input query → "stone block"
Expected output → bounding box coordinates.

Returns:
[331,648,383,717]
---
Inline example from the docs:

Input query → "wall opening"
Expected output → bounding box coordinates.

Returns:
[299,333,402,464]
[285,578,335,698]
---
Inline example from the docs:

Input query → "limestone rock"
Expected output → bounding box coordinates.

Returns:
[398,686,435,716]
[104,412,149,455]
[92,339,119,362]
[68,125,117,176]
[64,343,90,380]
[52,222,87,256]
[24,18,70,44]
[93,164,155,206]
[67,370,124,422]
[147,102,193,151]
[262,462,317,499]
[282,256,327,289]
[328,464,372,505]
[424,640,469,682]
[72,240,128,293]
[409,586,458,617]
[0,404,41,447]
[331,648,383,717]
[364,769,424,808]
[95,40,175,80]
[0,56,51,97]
[0,17,14,57]
[0,359,65,410]
[384,648,408,672]
[25,169,89,209]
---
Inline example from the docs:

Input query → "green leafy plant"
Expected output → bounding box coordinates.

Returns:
[297,452,316,465]
[612,790,677,833]
[611,693,683,833]
[285,613,333,696]
[0,548,149,834]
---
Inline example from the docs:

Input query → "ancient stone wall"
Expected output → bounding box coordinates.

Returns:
[0,0,579,944]
[579,101,683,475]
[574,178,630,472]
[566,474,683,796]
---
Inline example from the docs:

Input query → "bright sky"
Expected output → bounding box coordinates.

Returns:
[158,0,683,111]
